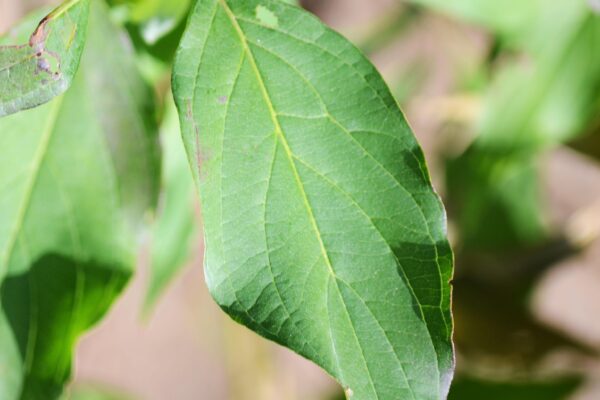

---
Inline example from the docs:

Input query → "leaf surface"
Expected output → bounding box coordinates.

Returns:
[0,1,160,397]
[172,1,454,399]
[0,0,90,118]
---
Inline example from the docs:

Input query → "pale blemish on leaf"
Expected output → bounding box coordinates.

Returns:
[255,5,278,29]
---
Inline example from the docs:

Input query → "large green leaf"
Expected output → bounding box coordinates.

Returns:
[0,0,90,118]
[0,1,160,397]
[172,1,454,399]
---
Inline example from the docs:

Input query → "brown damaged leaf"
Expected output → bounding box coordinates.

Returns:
[0,0,90,118]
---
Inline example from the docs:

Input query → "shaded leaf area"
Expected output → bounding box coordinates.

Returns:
[173,0,453,399]
[446,149,545,250]
[0,0,160,398]
[434,0,600,250]
[0,0,90,118]
[123,17,188,67]
[1,254,129,399]
[145,97,198,313]
[448,375,582,400]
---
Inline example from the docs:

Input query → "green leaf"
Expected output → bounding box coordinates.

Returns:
[444,1,600,249]
[0,0,160,397]
[478,4,600,148]
[0,0,90,118]
[113,0,192,44]
[0,311,21,400]
[145,96,198,313]
[172,1,454,399]
[446,149,546,250]
[408,0,542,39]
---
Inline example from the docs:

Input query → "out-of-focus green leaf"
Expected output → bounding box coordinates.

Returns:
[129,0,191,44]
[0,0,90,118]
[479,3,600,148]
[443,0,600,250]
[108,0,191,45]
[448,375,582,400]
[408,0,541,41]
[0,0,160,397]
[145,96,198,313]
[173,1,454,399]
[447,149,546,250]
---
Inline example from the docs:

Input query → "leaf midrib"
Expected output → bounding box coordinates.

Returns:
[217,1,417,398]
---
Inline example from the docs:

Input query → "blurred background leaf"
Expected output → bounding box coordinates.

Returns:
[438,0,600,251]
[0,0,160,397]
[107,0,190,44]
[144,95,198,314]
